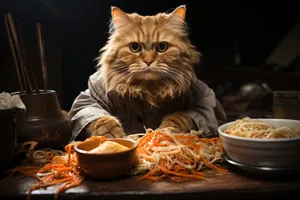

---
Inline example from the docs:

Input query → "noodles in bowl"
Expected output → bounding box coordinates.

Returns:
[218,118,300,168]
[224,117,300,139]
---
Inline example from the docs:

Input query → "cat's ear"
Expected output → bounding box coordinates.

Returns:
[170,5,186,21]
[111,6,130,28]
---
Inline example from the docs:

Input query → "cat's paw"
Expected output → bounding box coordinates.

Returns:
[159,112,196,133]
[158,126,182,133]
[87,116,125,138]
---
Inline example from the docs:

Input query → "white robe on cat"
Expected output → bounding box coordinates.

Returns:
[68,71,226,141]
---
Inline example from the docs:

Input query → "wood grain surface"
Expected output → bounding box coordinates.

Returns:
[1,164,299,200]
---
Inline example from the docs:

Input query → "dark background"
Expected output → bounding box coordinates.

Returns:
[1,0,300,112]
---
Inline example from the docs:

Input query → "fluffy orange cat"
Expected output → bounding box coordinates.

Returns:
[69,5,226,141]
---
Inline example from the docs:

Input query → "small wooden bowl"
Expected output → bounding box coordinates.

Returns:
[74,138,137,179]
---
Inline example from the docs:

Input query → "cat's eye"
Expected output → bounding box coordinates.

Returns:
[129,42,141,53]
[156,42,168,53]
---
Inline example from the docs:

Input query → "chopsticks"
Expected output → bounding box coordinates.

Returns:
[36,23,48,92]
[17,19,39,93]
[4,14,24,93]
[4,13,48,94]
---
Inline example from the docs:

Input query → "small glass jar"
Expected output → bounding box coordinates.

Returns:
[273,90,300,120]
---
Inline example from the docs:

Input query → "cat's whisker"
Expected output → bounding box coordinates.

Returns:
[159,74,171,86]
[155,68,182,84]
[129,67,148,72]
[162,72,189,95]
[111,66,129,72]
[156,71,173,88]
[166,66,195,84]
[158,63,168,67]
[158,68,182,81]
[129,63,140,68]
[95,6,200,107]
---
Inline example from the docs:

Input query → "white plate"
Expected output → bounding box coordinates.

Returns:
[223,153,300,175]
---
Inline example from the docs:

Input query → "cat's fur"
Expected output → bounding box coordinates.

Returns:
[84,6,206,138]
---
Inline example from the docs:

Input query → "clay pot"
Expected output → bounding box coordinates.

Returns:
[14,90,71,149]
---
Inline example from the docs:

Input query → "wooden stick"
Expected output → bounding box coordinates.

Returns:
[7,13,33,94]
[22,60,33,93]
[36,23,48,92]
[16,19,39,94]
[4,14,24,93]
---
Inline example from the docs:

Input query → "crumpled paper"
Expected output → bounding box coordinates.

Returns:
[0,92,26,110]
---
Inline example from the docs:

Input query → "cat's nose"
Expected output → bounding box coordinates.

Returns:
[143,60,153,66]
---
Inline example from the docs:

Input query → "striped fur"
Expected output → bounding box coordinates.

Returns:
[87,6,201,136]
[96,5,200,107]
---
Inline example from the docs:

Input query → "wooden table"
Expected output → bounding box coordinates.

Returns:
[1,164,299,200]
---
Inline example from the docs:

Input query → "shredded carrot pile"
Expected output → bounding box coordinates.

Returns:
[130,129,227,182]
[7,136,106,200]
[5,130,227,199]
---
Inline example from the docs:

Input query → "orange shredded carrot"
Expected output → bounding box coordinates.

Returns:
[7,130,226,199]
[6,136,106,200]
[134,129,227,182]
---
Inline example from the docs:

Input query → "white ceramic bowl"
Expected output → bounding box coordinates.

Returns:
[218,118,300,168]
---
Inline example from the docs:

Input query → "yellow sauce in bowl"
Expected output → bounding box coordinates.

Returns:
[88,141,129,154]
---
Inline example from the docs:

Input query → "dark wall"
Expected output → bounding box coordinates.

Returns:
[1,0,300,110]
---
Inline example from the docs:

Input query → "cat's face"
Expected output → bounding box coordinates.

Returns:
[98,5,200,106]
